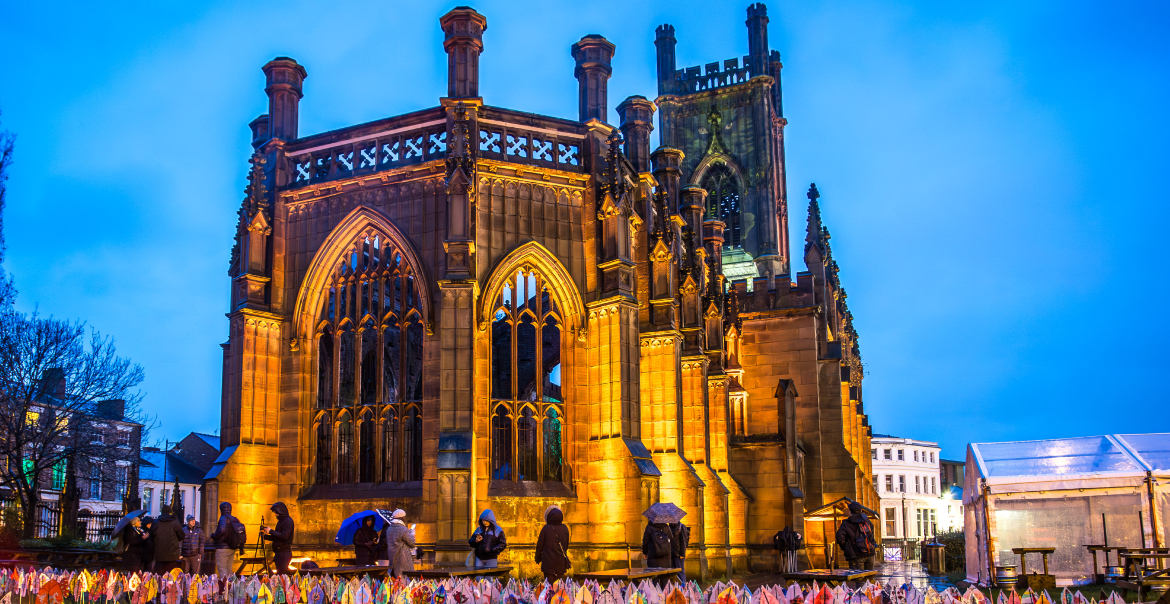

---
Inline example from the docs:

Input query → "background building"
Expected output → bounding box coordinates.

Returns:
[208,4,876,578]
[871,435,954,546]
[139,432,219,520]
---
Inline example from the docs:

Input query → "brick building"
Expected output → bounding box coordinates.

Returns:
[208,4,876,576]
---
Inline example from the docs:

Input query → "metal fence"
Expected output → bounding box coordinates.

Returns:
[0,498,61,538]
[76,509,121,541]
[0,499,121,540]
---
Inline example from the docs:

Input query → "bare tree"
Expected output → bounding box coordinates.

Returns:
[0,310,145,537]
[0,111,16,308]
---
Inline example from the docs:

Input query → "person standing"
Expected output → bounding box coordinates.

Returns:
[181,515,205,575]
[384,509,415,578]
[121,516,148,572]
[670,522,690,583]
[534,505,570,584]
[209,501,243,577]
[468,509,507,568]
[140,517,157,572]
[153,505,186,574]
[352,515,380,566]
[261,502,295,574]
[835,501,877,570]
[641,521,675,587]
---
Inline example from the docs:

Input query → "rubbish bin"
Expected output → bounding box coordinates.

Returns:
[922,543,946,574]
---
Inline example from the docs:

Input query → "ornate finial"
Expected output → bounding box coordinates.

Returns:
[804,182,829,259]
[807,182,820,202]
[705,107,726,156]
[445,101,475,192]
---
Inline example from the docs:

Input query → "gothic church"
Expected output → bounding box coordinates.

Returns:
[209,4,876,577]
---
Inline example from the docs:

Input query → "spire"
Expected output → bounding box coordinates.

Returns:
[804,182,828,260]
[229,153,271,273]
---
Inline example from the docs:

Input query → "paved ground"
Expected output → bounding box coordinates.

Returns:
[735,560,955,591]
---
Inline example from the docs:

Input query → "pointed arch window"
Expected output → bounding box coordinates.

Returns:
[313,232,426,485]
[703,163,742,249]
[489,268,565,483]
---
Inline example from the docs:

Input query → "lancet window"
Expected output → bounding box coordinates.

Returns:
[490,268,564,483]
[314,233,424,485]
[703,164,742,249]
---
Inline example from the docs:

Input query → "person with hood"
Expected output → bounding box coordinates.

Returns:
[261,502,295,574]
[181,515,206,575]
[210,501,242,577]
[670,522,691,583]
[641,521,675,587]
[153,505,186,573]
[121,516,149,572]
[834,501,877,570]
[468,509,507,568]
[383,509,415,577]
[352,515,380,566]
[534,505,570,583]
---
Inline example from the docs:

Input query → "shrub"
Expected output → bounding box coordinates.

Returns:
[18,539,50,549]
[935,529,966,572]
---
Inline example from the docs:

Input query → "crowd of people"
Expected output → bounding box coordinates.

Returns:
[119,500,697,582]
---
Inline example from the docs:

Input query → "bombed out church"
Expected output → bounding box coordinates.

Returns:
[210,3,877,577]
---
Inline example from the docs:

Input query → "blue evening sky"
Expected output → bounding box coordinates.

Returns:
[1,1,1166,458]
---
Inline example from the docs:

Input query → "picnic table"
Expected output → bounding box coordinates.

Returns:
[303,565,388,578]
[236,556,271,575]
[573,568,681,583]
[1084,545,1129,582]
[1115,551,1170,601]
[404,566,513,579]
[781,569,878,585]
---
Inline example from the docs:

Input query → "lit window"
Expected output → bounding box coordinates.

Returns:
[51,460,66,491]
[702,163,743,249]
[885,508,897,537]
[491,268,565,483]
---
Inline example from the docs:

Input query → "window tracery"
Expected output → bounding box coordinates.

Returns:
[703,163,742,248]
[313,232,425,485]
[489,268,564,483]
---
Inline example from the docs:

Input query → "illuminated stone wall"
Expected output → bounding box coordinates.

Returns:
[210,4,877,579]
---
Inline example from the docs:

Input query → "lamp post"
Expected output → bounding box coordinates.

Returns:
[902,491,909,561]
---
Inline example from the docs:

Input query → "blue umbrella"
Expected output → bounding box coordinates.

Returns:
[335,509,394,545]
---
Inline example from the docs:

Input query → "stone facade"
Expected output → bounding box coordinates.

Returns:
[208,4,876,578]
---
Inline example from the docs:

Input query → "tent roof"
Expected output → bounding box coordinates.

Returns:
[967,433,1170,494]
[803,497,878,521]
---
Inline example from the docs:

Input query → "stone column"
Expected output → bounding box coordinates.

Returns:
[572,35,615,123]
[654,24,677,96]
[440,8,487,99]
[745,3,770,78]
[616,96,655,174]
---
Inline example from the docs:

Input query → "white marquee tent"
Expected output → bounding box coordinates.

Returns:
[964,433,1169,586]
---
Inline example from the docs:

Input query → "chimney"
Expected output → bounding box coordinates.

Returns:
[616,96,655,173]
[249,114,270,149]
[262,57,307,141]
[746,3,770,78]
[97,399,126,421]
[654,24,677,96]
[440,7,488,99]
[572,35,615,123]
[40,368,66,399]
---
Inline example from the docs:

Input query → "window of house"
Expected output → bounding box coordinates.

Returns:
[932,476,937,494]
[929,509,938,536]
[114,467,128,500]
[916,509,923,537]
[88,465,101,499]
[897,449,904,461]
[702,163,743,249]
[162,489,170,506]
[143,487,153,512]
[872,474,877,487]
[930,452,935,463]
[314,233,425,485]
[491,268,565,483]
[913,450,919,462]
[51,460,66,491]
[915,475,921,493]
[899,475,906,492]
[871,449,877,459]
[885,508,897,537]
[885,475,893,492]
[883,449,891,460]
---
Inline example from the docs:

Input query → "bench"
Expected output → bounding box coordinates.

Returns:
[404,566,513,579]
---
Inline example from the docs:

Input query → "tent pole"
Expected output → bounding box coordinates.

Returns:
[983,482,996,587]
[1147,471,1162,548]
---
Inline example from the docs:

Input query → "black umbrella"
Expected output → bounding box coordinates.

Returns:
[112,509,146,536]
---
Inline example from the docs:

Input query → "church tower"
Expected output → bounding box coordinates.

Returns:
[655,3,789,288]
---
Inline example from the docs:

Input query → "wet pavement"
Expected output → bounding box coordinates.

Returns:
[737,560,956,591]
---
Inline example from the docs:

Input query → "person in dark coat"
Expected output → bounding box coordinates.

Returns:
[534,505,570,583]
[353,515,380,566]
[834,501,877,570]
[181,515,206,575]
[121,516,148,572]
[383,509,415,578]
[641,521,675,587]
[670,522,691,584]
[140,517,157,571]
[153,504,186,574]
[261,502,295,574]
[209,501,241,577]
[468,509,507,568]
